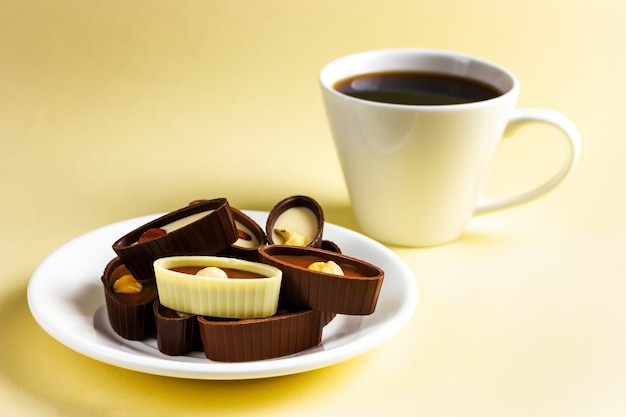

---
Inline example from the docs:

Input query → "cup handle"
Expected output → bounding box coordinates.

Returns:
[475,108,581,215]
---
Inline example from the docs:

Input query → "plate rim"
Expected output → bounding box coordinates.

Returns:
[27,210,418,380]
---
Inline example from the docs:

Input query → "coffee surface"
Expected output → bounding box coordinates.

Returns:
[334,71,502,105]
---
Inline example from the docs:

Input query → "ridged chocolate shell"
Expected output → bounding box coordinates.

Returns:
[321,240,342,253]
[101,257,157,340]
[266,195,324,248]
[153,300,202,356]
[219,207,267,262]
[258,245,384,315]
[112,198,238,280]
[198,306,324,362]
[323,311,337,327]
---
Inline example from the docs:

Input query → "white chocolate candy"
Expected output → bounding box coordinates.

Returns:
[153,256,282,319]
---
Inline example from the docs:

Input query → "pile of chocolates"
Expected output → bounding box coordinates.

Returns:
[101,196,384,362]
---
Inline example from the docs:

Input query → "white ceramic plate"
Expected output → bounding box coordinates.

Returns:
[27,211,418,380]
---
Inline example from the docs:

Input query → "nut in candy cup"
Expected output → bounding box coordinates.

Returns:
[153,256,282,319]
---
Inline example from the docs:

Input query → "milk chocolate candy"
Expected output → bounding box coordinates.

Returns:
[258,245,384,315]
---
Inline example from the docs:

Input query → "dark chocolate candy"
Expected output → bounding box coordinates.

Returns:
[321,240,342,253]
[101,257,157,340]
[198,305,324,362]
[112,198,238,280]
[153,300,202,356]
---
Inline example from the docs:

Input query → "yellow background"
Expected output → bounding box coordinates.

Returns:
[1,0,625,416]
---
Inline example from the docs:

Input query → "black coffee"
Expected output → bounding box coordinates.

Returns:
[333,71,503,105]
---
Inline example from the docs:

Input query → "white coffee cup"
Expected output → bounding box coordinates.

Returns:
[320,48,581,246]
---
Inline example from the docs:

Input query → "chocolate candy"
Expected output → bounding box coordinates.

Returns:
[198,305,325,362]
[219,207,268,261]
[266,195,325,248]
[112,198,238,280]
[153,300,202,356]
[153,255,282,319]
[101,257,157,340]
[258,245,384,315]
